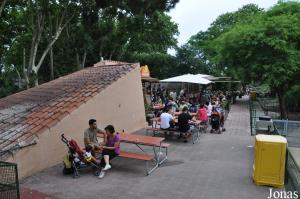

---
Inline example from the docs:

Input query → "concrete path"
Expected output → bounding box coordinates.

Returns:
[21,96,272,199]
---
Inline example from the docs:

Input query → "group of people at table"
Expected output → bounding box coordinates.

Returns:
[154,91,228,142]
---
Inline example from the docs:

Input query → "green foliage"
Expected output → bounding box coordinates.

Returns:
[128,52,177,79]
[208,2,300,117]
[254,84,271,97]
[211,2,300,89]
[0,0,179,97]
[176,4,263,77]
[285,84,300,110]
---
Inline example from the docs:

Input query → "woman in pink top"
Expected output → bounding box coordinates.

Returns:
[198,104,208,124]
[99,125,120,178]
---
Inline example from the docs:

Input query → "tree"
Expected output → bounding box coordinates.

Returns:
[176,4,263,76]
[211,2,300,118]
[128,52,177,79]
[95,0,179,14]
[23,0,74,87]
[0,0,180,98]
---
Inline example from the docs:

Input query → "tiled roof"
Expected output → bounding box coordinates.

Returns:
[0,61,137,154]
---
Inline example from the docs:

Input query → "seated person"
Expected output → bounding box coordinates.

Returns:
[98,125,120,178]
[160,106,175,130]
[178,100,189,112]
[205,101,212,117]
[84,119,106,156]
[178,106,193,142]
[165,98,179,113]
[198,104,208,125]
[188,103,198,113]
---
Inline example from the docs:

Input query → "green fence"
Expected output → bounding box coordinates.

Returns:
[285,149,300,193]
[0,161,20,199]
[251,96,300,192]
[249,99,266,136]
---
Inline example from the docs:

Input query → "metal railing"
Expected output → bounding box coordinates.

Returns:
[250,96,300,192]
[257,97,280,114]
[0,161,20,199]
[273,120,300,193]
[273,120,300,148]
[249,99,267,136]
[285,149,300,193]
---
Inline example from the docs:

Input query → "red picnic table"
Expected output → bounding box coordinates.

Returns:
[174,111,197,117]
[152,104,165,110]
[148,116,203,144]
[119,133,169,175]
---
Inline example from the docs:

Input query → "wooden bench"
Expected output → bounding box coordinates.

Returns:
[117,141,170,175]
[118,151,154,175]
[119,151,153,161]
[146,127,200,144]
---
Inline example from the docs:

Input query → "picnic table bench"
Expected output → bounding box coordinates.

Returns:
[118,133,170,175]
[148,115,204,143]
[146,126,204,144]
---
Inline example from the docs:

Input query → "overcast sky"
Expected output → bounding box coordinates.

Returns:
[168,0,279,46]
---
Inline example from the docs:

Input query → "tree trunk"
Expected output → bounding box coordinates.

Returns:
[81,50,87,69]
[22,48,30,89]
[109,50,114,60]
[277,89,288,119]
[50,47,54,79]
[76,52,80,70]
[27,2,73,87]
[49,13,54,80]
[15,68,22,89]
[76,51,87,70]
[99,41,103,60]
[34,75,38,86]
[0,0,8,17]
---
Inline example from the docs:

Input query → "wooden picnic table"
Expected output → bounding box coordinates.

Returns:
[152,104,165,110]
[150,116,201,128]
[119,133,167,175]
[174,112,197,117]
[119,133,164,147]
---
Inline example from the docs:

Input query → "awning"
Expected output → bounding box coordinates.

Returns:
[160,74,211,85]
[195,74,219,81]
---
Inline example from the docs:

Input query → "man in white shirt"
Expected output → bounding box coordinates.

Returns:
[160,107,174,130]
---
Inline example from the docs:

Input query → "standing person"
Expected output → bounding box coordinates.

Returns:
[84,119,106,156]
[178,106,193,142]
[98,125,120,178]
[180,88,185,98]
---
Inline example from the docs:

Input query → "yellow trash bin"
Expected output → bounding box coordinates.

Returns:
[250,91,256,101]
[253,134,287,188]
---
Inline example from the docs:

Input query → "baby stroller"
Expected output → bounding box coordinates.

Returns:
[61,134,101,178]
[210,112,221,134]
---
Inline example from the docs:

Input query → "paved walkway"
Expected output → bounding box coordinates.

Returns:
[20,187,59,199]
[21,96,272,199]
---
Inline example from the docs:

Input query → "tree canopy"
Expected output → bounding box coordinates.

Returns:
[1,0,300,119]
[0,0,179,96]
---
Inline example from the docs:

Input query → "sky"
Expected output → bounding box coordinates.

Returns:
[168,0,279,47]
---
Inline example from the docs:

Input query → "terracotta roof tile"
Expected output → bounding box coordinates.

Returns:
[0,60,138,155]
